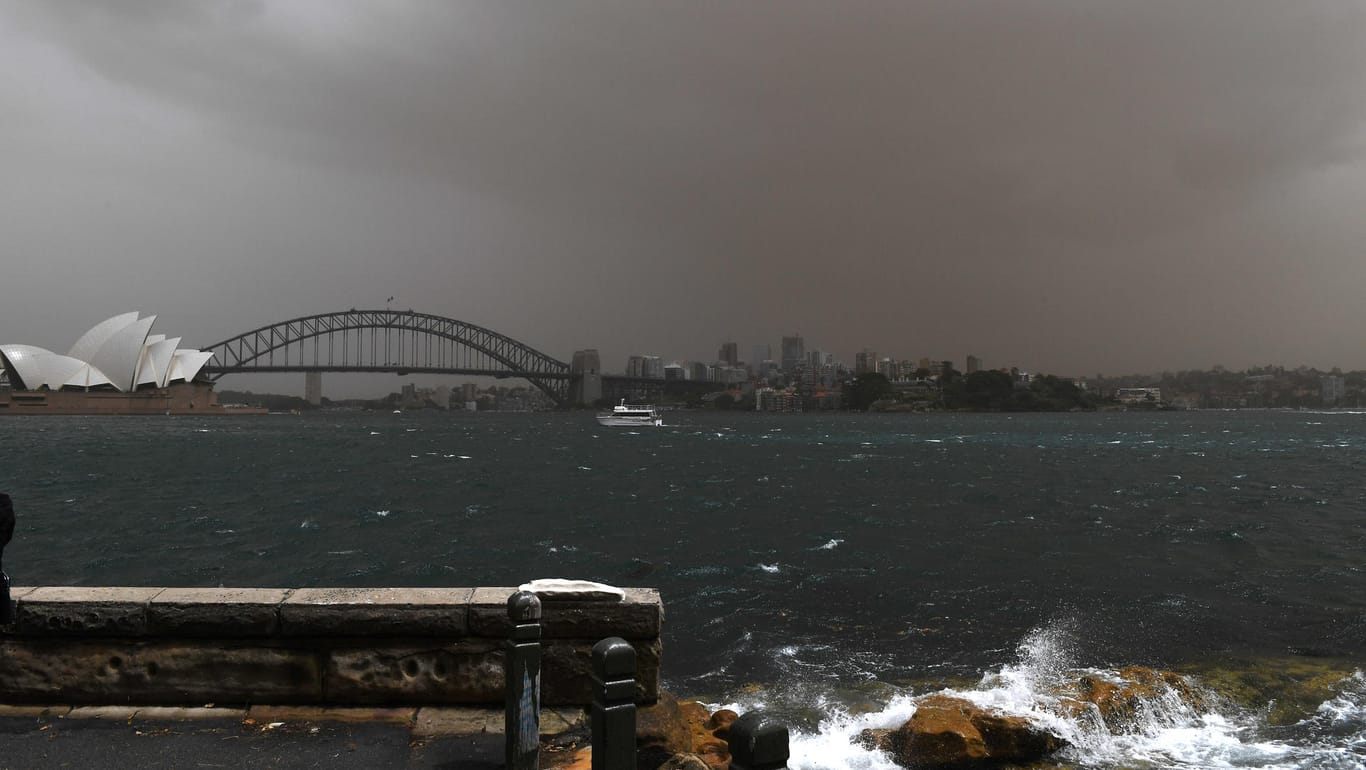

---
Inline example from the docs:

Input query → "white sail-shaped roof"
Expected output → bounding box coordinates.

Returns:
[67,312,140,363]
[89,315,156,391]
[0,345,91,390]
[136,336,180,388]
[64,363,115,389]
[167,350,214,384]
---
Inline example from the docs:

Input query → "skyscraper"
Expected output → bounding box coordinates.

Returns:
[751,344,771,374]
[718,341,739,366]
[781,336,805,372]
[966,355,981,374]
[855,349,878,375]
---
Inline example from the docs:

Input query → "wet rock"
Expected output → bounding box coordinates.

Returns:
[1062,666,1208,732]
[855,727,893,752]
[705,708,738,739]
[657,754,711,770]
[637,690,694,769]
[882,694,1064,769]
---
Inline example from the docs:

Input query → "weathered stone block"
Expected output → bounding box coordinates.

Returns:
[540,638,662,705]
[468,587,662,639]
[19,587,162,636]
[132,706,246,721]
[412,706,503,737]
[0,640,322,704]
[281,588,472,637]
[150,588,291,637]
[323,641,503,704]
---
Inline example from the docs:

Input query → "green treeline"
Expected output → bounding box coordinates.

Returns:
[843,371,1097,412]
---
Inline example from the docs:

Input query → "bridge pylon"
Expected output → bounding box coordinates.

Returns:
[569,349,602,406]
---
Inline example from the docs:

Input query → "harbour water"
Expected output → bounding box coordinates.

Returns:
[3,410,1364,768]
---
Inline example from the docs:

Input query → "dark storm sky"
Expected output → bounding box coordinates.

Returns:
[4,1,1366,390]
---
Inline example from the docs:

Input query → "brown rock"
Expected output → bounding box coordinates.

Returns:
[694,738,730,770]
[889,695,988,767]
[705,708,738,740]
[855,727,893,752]
[637,690,694,769]
[883,694,1064,769]
[1063,666,1207,732]
[657,754,711,770]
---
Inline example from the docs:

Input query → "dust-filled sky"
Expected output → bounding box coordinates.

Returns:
[4,1,1366,395]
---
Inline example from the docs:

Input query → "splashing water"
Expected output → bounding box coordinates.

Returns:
[770,622,1366,769]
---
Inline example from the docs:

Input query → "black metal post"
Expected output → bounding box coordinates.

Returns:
[728,711,790,770]
[591,636,637,770]
[504,590,542,770]
[0,493,14,625]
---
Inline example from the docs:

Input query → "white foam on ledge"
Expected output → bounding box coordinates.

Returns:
[518,579,626,602]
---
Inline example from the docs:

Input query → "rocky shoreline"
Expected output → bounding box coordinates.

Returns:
[545,660,1360,769]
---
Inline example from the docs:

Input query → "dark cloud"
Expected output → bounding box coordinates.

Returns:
[4,1,1366,391]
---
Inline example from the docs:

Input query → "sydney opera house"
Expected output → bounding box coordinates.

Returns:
[0,312,232,415]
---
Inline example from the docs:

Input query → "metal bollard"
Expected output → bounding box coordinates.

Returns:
[728,710,790,770]
[591,636,637,770]
[504,590,543,770]
[0,493,14,625]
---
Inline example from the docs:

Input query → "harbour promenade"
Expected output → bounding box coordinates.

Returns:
[0,585,664,768]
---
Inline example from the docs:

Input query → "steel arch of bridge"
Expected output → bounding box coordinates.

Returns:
[200,310,571,406]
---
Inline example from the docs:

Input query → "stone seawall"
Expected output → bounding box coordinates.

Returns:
[0,586,662,707]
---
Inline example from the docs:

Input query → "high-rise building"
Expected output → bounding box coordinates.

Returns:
[966,355,981,374]
[751,344,771,374]
[855,349,878,375]
[718,341,739,367]
[781,336,805,373]
[626,355,647,378]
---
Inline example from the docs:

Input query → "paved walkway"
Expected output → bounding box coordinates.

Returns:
[0,705,590,769]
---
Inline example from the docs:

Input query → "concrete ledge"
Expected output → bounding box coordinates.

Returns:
[21,587,163,636]
[151,588,292,637]
[1,586,663,708]
[282,588,472,637]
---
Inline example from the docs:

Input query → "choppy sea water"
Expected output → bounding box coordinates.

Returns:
[3,410,1364,768]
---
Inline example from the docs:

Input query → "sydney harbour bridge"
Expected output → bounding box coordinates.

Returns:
[198,309,707,408]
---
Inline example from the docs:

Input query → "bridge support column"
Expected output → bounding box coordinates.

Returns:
[304,372,322,406]
[570,349,602,407]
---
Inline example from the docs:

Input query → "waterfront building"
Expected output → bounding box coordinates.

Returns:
[755,386,802,412]
[1115,387,1162,405]
[1322,375,1346,405]
[664,363,686,381]
[1,312,213,393]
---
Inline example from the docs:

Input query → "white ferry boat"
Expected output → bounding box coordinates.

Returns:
[596,400,663,427]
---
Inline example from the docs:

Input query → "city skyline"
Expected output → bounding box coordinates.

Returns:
[5,2,1366,393]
